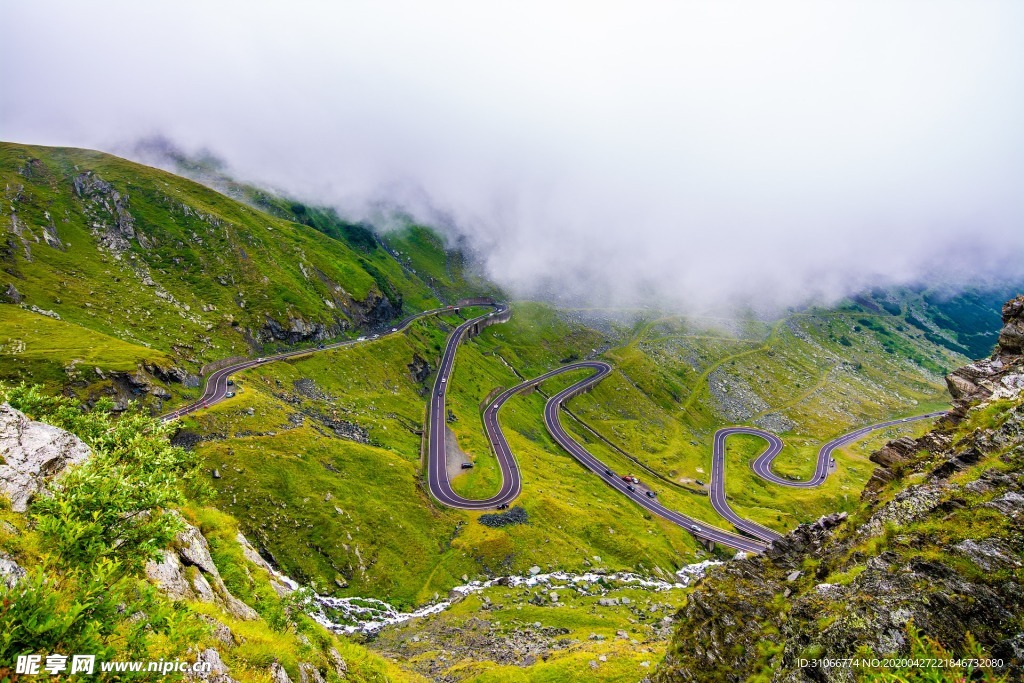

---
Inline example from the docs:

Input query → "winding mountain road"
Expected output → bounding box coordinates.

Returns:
[425,305,944,553]
[160,304,480,423]
[709,414,946,543]
[163,300,944,554]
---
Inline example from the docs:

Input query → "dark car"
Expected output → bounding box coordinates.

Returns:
[604,469,613,476]
[645,490,656,498]
[461,462,474,469]
[497,503,509,510]
[226,380,234,386]
[626,484,636,492]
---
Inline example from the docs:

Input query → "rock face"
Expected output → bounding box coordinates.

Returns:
[407,353,432,384]
[0,283,22,304]
[187,649,238,683]
[943,294,1024,419]
[145,513,259,621]
[655,296,1024,682]
[0,402,92,511]
[0,551,26,588]
[73,170,149,252]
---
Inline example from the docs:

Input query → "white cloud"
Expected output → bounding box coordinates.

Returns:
[3,1,1023,311]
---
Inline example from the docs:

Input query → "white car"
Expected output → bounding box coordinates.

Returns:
[357,337,366,341]
[690,525,700,532]
[391,327,398,332]
[441,377,447,383]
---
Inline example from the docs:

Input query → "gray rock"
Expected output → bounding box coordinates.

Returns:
[0,402,92,511]
[1,283,23,304]
[0,552,26,589]
[298,663,325,683]
[146,550,194,600]
[327,649,348,677]
[954,538,1022,572]
[270,662,292,683]
[187,648,237,682]
[236,531,294,596]
[176,517,220,576]
[986,491,1024,517]
[145,518,259,620]
[199,616,235,648]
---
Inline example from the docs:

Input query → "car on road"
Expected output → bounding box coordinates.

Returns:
[604,469,613,476]
[372,334,379,339]
[626,484,636,492]
[621,475,640,484]
[225,392,235,398]
[357,336,366,341]
[317,344,325,349]
[695,479,704,486]
[690,524,700,532]
[441,377,447,383]
[497,503,509,509]
[226,380,233,386]
[391,328,398,332]
[645,490,656,498]
[258,357,265,362]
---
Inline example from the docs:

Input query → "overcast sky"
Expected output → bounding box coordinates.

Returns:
[3,1,1023,312]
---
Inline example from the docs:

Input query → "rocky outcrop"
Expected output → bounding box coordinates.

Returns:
[145,513,259,621]
[0,551,26,588]
[0,283,22,304]
[256,314,337,345]
[343,287,399,330]
[655,296,1024,682]
[407,353,431,384]
[187,649,238,683]
[944,294,1024,419]
[236,531,295,597]
[146,362,201,388]
[269,662,292,683]
[999,295,1024,353]
[0,402,92,512]
[73,170,150,252]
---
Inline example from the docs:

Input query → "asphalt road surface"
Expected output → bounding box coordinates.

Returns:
[160,304,479,423]
[163,299,945,555]
[710,412,946,543]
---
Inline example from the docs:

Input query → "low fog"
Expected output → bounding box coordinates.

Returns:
[3,2,1023,312]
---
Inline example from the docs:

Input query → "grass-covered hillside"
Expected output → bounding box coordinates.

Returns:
[654,297,1024,681]
[0,141,491,407]
[0,386,423,683]
[190,294,980,615]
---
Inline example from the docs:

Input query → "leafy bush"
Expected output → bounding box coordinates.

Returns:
[0,384,208,667]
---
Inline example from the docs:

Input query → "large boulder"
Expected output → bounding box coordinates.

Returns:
[187,648,238,683]
[0,402,91,512]
[145,514,259,621]
[998,295,1024,354]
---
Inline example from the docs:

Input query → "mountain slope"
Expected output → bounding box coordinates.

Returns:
[653,296,1024,681]
[0,141,490,407]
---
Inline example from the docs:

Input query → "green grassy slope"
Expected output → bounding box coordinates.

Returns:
[188,309,707,610]
[0,141,491,408]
